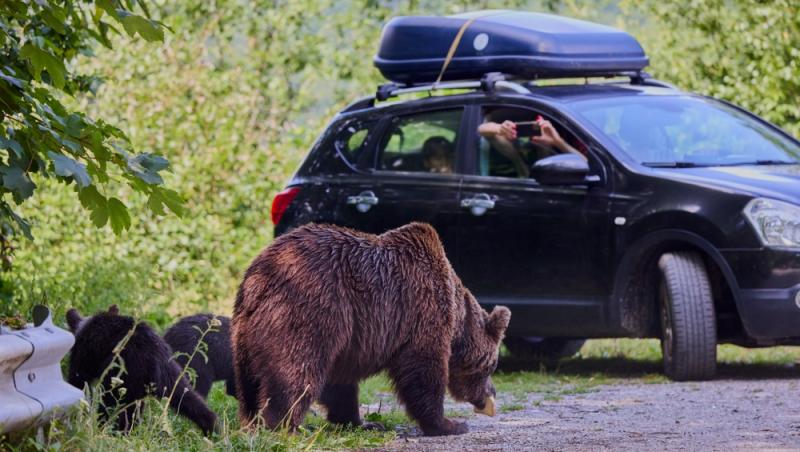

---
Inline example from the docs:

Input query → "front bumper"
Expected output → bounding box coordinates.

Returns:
[722,248,800,340]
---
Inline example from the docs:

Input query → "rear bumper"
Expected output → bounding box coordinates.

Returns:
[722,248,800,340]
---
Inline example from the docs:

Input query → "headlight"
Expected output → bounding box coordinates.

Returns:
[744,198,800,248]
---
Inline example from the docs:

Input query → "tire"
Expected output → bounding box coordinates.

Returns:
[503,337,586,362]
[658,251,717,381]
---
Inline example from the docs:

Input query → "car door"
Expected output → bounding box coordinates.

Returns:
[333,103,469,270]
[456,103,613,337]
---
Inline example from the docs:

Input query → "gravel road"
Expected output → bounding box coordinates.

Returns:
[380,366,800,451]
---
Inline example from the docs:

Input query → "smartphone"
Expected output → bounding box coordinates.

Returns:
[514,121,541,137]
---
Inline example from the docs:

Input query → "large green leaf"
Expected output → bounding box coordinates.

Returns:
[0,166,36,204]
[48,151,91,188]
[19,43,66,89]
[0,137,24,158]
[127,153,168,185]
[118,11,165,42]
[107,197,131,234]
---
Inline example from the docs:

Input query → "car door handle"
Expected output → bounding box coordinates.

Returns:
[460,193,495,216]
[347,190,379,213]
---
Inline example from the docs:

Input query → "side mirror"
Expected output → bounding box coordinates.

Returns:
[530,154,592,185]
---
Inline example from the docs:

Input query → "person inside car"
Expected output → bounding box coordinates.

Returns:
[478,114,586,178]
[421,135,455,174]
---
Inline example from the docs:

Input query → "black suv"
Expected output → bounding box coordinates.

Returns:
[271,14,800,381]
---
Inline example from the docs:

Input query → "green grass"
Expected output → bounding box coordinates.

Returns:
[4,339,799,451]
[499,403,525,413]
[2,380,402,452]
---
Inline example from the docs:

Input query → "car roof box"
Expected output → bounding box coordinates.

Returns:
[374,10,649,84]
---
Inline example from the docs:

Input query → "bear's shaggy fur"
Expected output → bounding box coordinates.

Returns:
[66,306,217,435]
[232,222,510,436]
[163,314,235,399]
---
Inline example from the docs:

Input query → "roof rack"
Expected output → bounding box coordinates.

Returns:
[376,72,530,101]
[341,70,672,113]
[342,73,529,112]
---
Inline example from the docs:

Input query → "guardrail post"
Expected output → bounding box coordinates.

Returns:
[0,306,83,434]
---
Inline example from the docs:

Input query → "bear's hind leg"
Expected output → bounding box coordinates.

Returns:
[234,345,262,426]
[225,377,237,398]
[166,363,218,435]
[389,349,468,436]
[319,383,361,427]
[257,370,323,432]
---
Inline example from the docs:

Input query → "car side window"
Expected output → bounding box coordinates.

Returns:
[333,119,378,169]
[377,109,462,174]
[479,107,587,179]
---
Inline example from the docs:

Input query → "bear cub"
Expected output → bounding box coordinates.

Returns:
[66,305,217,435]
[163,314,235,399]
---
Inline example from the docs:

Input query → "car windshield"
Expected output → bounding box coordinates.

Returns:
[572,95,800,167]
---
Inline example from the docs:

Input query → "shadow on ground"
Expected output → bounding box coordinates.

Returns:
[499,355,800,380]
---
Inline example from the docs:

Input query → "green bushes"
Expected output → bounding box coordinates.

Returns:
[2,0,556,326]
[3,0,799,343]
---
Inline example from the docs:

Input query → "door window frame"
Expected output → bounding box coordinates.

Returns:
[366,104,471,179]
[464,99,609,187]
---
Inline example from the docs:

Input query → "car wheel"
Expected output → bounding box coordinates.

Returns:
[503,337,586,362]
[658,251,717,381]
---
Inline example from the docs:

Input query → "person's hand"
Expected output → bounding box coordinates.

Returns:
[480,121,518,140]
[497,120,517,141]
[530,116,564,149]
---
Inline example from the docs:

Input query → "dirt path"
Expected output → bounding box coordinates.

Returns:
[382,379,800,451]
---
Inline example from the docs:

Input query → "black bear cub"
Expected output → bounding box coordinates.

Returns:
[163,314,235,399]
[66,305,217,435]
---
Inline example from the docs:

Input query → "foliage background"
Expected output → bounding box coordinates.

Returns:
[3,0,798,330]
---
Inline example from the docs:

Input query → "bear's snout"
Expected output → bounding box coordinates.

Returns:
[469,379,496,411]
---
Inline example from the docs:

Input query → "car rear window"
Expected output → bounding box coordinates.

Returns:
[335,119,378,168]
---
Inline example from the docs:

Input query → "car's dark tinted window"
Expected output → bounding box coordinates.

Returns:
[334,119,379,169]
[377,109,462,174]
[297,118,378,175]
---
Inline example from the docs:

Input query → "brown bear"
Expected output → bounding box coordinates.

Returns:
[232,222,510,436]
[163,314,235,399]
[66,306,217,435]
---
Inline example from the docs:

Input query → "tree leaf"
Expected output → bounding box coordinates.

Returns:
[65,114,84,138]
[95,0,118,18]
[77,174,110,229]
[127,153,168,185]
[159,189,185,216]
[107,197,131,234]
[118,12,165,42]
[147,192,166,215]
[0,137,24,158]
[0,166,36,203]
[40,8,67,35]
[48,151,91,188]
[19,43,66,89]
[90,201,109,228]
[78,184,105,210]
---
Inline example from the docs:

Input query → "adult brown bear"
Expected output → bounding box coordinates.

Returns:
[232,222,510,436]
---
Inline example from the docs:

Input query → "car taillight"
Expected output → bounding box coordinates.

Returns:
[270,187,301,226]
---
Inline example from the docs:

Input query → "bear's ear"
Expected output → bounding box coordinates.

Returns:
[486,306,511,343]
[66,309,84,332]
[107,305,119,316]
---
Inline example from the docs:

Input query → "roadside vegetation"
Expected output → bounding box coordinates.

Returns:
[5,339,799,451]
[1,0,799,450]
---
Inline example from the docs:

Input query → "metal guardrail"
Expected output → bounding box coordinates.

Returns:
[0,306,83,434]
